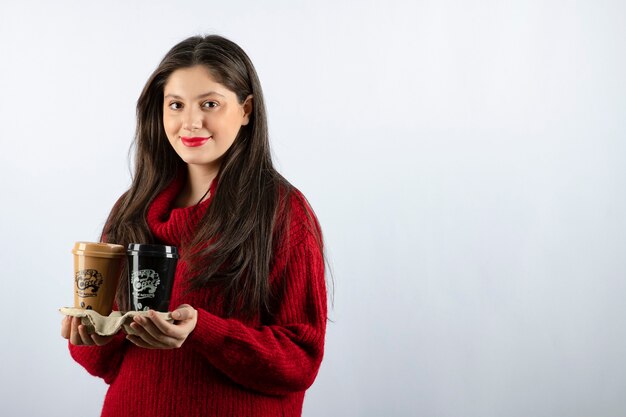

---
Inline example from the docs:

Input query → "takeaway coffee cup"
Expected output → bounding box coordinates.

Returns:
[127,244,178,312]
[72,242,125,315]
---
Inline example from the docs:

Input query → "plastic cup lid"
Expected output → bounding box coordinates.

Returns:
[72,242,126,258]
[126,243,179,258]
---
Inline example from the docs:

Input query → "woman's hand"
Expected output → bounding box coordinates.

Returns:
[126,304,198,349]
[61,316,117,346]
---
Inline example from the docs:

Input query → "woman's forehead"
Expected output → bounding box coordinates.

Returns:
[164,66,232,98]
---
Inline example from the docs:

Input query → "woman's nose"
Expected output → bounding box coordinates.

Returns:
[182,110,202,131]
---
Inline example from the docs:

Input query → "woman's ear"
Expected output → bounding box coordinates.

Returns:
[241,95,253,126]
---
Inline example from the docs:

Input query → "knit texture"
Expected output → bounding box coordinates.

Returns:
[68,174,327,417]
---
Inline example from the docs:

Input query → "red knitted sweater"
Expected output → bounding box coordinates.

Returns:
[68,174,327,417]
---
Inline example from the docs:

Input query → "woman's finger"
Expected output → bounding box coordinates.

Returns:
[78,324,95,346]
[61,316,71,339]
[91,334,113,346]
[69,317,83,346]
[126,334,157,349]
[133,315,177,344]
[171,304,194,321]
[129,321,170,348]
[146,311,184,338]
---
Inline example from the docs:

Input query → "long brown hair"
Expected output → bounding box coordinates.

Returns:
[102,35,321,317]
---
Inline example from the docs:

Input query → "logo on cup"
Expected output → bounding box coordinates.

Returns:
[75,269,104,298]
[131,269,161,300]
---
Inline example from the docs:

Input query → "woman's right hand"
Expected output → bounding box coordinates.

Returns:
[61,316,116,346]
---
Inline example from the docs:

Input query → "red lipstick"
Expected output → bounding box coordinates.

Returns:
[181,136,210,147]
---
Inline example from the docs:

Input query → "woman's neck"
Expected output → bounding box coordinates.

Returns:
[174,164,218,208]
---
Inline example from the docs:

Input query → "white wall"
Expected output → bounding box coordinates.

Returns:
[1,1,625,416]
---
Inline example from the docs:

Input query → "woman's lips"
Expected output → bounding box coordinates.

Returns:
[181,136,211,147]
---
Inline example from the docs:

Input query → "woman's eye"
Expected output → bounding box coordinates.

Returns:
[168,102,183,110]
[202,101,218,109]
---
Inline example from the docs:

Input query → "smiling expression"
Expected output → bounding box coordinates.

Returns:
[162,65,252,172]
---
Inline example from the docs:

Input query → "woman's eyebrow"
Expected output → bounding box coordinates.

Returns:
[164,91,226,99]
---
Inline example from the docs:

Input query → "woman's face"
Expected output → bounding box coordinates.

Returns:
[162,65,252,172]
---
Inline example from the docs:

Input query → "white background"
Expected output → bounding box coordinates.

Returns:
[1,1,625,416]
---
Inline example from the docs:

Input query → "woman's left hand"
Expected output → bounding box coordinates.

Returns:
[126,304,198,349]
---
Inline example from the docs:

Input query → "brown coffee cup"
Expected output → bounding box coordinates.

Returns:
[72,242,125,316]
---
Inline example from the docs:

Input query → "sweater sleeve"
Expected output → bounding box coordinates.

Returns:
[186,225,327,396]
[68,332,129,384]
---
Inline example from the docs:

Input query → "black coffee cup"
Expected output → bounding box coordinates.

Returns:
[127,244,178,312]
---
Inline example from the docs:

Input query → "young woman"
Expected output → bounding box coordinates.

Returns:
[61,35,327,417]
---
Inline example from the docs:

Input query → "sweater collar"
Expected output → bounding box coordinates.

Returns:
[146,170,217,247]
